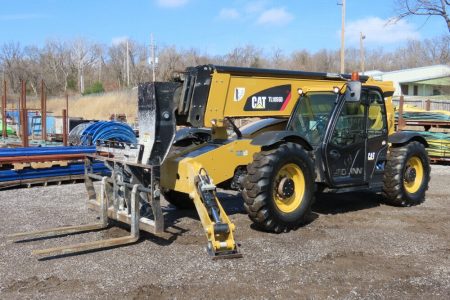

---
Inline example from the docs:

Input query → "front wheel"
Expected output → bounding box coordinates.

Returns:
[383,141,430,206]
[242,143,315,233]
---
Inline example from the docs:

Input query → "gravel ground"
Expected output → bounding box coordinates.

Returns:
[0,165,449,299]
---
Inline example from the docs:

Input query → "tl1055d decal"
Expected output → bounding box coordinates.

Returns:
[244,84,291,111]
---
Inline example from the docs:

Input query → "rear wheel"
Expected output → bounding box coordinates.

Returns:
[242,143,315,233]
[383,141,430,206]
[162,190,194,209]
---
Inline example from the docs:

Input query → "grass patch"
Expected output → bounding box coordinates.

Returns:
[27,89,138,122]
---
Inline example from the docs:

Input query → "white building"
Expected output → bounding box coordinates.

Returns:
[365,65,450,97]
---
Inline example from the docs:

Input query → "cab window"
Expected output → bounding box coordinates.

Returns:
[363,90,387,138]
[288,92,336,145]
[330,101,366,146]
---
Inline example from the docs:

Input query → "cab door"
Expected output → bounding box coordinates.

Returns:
[324,98,367,186]
[365,89,389,186]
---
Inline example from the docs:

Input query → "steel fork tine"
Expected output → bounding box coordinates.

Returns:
[8,177,110,242]
[31,184,140,257]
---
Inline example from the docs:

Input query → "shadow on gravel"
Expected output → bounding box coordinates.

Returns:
[34,192,385,258]
[247,192,383,233]
[162,190,385,234]
[162,191,246,225]
[12,227,109,244]
[157,191,247,240]
[312,192,383,215]
[36,221,190,261]
[31,192,247,259]
[249,213,319,233]
[37,239,148,261]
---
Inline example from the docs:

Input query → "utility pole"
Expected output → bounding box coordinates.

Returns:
[339,0,346,74]
[360,32,366,74]
[126,40,130,86]
[150,33,156,82]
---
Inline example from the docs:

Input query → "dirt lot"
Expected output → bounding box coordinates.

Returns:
[0,166,449,299]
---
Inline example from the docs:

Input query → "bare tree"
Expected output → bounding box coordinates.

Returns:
[22,46,42,96]
[0,42,23,93]
[42,40,74,92]
[71,38,98,93]
[425,35,450,63]
[0,34,448,97]
[291,50,312,71]
[395,0,450,33]
[182,48,210,68]
[107,43,126,89]
[268,48,289,69]
[157,46,182,81]
[225,45,264,67]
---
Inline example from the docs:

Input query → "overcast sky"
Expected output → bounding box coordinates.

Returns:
[0,0,446,54]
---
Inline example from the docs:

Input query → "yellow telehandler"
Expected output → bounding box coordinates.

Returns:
[10,65,430,258]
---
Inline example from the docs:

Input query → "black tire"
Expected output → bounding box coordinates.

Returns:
[382,141,430,206]
[242,143,315,233]
[162,190,194,209]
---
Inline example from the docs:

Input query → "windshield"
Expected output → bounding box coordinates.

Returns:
[288,92,337,145]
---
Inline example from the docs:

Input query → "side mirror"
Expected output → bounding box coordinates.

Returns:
[344,81,362,102]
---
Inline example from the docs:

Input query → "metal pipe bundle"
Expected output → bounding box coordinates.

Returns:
[0,146,96,157]
[0,162,109,182]
[0,146,106,186]
[0,120,136,186]
[69,121,137,146]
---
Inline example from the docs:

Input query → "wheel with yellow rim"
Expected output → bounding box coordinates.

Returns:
[383,141,430,206]
[243,142,315,233]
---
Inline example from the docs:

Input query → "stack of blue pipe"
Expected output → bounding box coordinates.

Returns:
[0,121,136,187]
[0,162,108,182]
[70,121,137,146]
[0,146,110,185]
[0,146,97,157]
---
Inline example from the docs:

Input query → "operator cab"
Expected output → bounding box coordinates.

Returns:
[287,75,389,191]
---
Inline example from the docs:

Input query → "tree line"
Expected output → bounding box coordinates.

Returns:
[0,35,449,97]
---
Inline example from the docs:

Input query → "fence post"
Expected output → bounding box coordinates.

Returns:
[425,99,431,111]
[21,108,29,147]
[62,109,68,146]
[41,80,47,141]
[65,93,69,120]
[20,80,28,147]
[398,95,405,130]
[2,80,6,138]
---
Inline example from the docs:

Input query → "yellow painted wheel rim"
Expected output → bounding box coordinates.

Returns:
[273,163,305,213]
[404,156,424,194]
